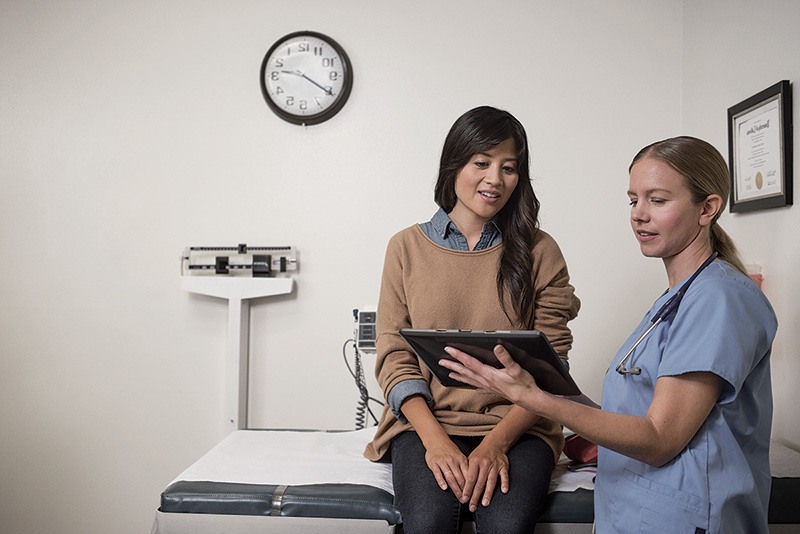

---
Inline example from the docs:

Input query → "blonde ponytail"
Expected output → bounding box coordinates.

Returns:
[710,223,747,275]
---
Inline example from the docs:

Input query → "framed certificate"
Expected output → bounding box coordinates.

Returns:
[727,80,793,213]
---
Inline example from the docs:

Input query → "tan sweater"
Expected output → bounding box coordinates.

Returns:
[363,225,580,461]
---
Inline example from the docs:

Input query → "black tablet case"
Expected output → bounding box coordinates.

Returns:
[399,329,581,395]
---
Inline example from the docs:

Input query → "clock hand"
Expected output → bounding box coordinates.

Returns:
[282,69,333,95]
[302,74,333,95]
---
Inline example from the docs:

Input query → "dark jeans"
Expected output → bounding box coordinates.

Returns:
[390,431,555,534]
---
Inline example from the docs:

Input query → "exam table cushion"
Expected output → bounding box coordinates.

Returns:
[162,481,401,523]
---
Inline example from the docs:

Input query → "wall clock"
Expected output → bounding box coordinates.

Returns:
[260,31,353,126]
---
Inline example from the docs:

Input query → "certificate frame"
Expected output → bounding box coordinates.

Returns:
[727,80,793,213]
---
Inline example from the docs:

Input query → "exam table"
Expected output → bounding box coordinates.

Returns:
[151,428,800,533]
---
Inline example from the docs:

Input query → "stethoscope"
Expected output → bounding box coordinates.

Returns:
[615,251,719,375]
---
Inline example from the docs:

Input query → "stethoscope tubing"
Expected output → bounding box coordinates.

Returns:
[615,318,662,375]
[615,252,719,375]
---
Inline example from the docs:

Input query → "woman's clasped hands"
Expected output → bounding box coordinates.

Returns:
[425,432,511,512]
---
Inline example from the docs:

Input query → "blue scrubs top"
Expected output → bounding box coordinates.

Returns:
[596,260,777,534]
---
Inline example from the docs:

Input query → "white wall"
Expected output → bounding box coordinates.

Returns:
[0,1,795,533]
[681,0,800,450]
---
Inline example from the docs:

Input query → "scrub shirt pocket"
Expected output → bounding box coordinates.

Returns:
[641,508,705,533]
[621,469,707,532]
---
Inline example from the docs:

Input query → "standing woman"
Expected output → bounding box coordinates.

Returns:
[442,136,778,533]
[363,106,580,533]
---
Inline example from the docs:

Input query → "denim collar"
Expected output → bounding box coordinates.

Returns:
[428,207,502,250]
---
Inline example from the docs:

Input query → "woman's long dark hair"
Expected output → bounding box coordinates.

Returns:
[434,106,540,327]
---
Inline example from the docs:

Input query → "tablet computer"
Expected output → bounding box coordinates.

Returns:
[399,328,581,395]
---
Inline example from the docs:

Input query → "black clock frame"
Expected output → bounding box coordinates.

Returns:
[259,31,353,126]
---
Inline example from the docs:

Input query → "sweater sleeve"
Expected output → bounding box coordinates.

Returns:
[373,231,429,402]
[530,231,580,360]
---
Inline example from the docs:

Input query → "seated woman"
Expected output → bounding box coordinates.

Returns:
[363,106,581,533]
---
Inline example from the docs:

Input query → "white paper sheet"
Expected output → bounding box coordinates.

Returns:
[771,442,800,478]
[173,428,394,494]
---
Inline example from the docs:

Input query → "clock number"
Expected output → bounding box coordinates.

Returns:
[329,71,339,81]
[299,100,308,111]
[313,46,324,56]
[286,96,294,107]
[298,42,309,52]
[274,58,284,68]
[270,71,279,81]
[322,57,336,68]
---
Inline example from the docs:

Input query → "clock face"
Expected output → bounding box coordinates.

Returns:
[260,31,353,125]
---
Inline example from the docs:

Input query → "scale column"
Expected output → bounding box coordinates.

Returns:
[227,297,249,432]
[181,277,294,434]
